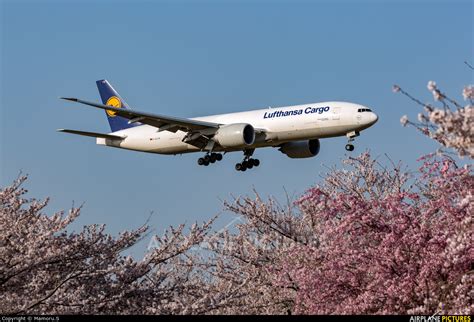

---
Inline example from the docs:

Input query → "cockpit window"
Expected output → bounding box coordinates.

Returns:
[357,108,373,112]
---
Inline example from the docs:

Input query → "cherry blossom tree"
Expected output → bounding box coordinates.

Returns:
[0,176,302,315]
[0,176,216,314]
[280,154,472,314]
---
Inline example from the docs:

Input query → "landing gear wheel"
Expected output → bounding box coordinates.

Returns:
[203,160,210,166]
[216,153,223,161]
[235,163,247,171]
[248,158,259,167]
[209,154,217,163]
[345,144,355,151]
[246,159,257,169]
[204,155,211,162]
[198,157,205,166]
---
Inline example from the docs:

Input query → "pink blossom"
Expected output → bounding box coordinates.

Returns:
[462,85,473,101]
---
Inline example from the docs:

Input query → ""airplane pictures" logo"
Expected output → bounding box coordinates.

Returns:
[106,96,122,117]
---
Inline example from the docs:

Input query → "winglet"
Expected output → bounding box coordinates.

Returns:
[60,97,78,102]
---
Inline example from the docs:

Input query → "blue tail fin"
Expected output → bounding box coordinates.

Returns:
[96,79,138,132]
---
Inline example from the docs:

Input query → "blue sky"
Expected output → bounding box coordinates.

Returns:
[1,0,472,257]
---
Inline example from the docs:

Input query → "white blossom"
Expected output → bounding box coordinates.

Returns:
[400,115,409,126]
[427,80,437,91]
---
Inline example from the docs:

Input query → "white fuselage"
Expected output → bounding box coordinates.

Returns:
[97,101,378,155]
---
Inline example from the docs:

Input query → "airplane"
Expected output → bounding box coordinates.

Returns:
[58,80,378,172]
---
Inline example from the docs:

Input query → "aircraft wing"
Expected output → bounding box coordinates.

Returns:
[60,97,220,133]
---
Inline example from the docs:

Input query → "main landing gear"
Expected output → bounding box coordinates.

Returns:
[235,149,260,172]
[197,153,223,166]
[345,131,359,152]
[235,158,260,172]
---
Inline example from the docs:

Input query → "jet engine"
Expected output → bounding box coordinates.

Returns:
[214,123,255,148]
[278,139,320,158]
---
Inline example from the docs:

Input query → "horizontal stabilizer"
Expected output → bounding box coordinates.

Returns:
[57,129,124,140]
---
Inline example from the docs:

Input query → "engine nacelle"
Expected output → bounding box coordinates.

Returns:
[214,123,255,148]
[279,139,320,159]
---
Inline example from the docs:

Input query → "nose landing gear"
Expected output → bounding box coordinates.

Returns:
[345,131,359,152]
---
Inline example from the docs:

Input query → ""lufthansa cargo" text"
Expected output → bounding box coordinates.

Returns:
[263,106,330,119]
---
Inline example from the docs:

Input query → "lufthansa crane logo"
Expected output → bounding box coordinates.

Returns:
[106,96,122,117]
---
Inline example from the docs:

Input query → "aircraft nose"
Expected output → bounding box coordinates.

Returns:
[367,112,378,125]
